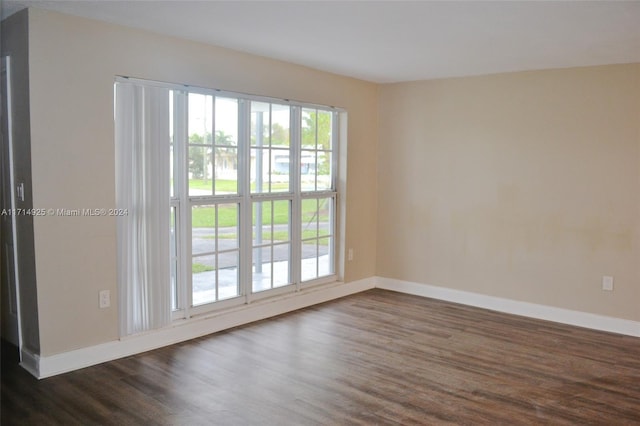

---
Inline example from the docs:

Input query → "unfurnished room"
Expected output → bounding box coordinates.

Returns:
[1,1,639,424]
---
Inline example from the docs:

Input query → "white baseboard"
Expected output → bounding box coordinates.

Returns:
[375,277,640,338]
[35,278,375,379]
[20,347,40,377]
[30,275,639,379]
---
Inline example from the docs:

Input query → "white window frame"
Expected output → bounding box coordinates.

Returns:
[129,79,344,320]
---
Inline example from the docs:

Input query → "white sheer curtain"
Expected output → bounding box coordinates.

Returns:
[115,80,171,336]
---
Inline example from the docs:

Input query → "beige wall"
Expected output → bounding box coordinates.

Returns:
[378,64,640,321]
[27,8,378,356]
[24,7,640,357]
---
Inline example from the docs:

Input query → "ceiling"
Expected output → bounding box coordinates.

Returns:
[3,1,640,83]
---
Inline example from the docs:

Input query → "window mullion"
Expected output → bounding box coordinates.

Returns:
[329,195,336,275]
[211,96,216,195]
[290,106,302,289]
[316,199,320,278]
[270,200,275,289]
[331,112,339,192]
[238,99,253,303]
[330,112,339,277]
[214,204,219,301]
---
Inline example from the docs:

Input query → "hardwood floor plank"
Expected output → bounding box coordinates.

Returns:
[3,289,640,425]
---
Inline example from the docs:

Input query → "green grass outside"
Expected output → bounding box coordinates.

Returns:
[192,263,215,273]
[192,206,239,228]
[204,229,330,241]
[192,197,330,228]
[189,179,289,192]
[260,230,330,241]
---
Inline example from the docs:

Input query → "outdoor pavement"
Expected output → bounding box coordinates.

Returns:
[192,254,331,305]
[191,226,331,305]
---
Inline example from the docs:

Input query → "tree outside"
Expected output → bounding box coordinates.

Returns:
[188,130,235,180]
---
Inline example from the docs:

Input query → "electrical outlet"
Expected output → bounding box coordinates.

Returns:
[602,276,614,292]
[348,248,354,261]
[99,290,111,308]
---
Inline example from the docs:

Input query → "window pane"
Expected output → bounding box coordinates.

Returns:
[251,102,270,147]
[171,258,178,311]
[270,148,290,192]
[252,246,271,292]
[214,147,238,194]
[251,102,291,194]
[252,147,293,194]
[300,150,316,191]
[301,198,319,239]
[316,110,333,151]
[318,237,333,277]
[170,143,174,197]
[272,150,290,175]
[273,243,290,288]
[218,204,239,249]
[192,249,239,306]
[252,200,292,243]
[301,246,318,282]
[251,147,267,194]
[300,109,333,193]
[301,197,334,283]
[215,97,238,147]
[191,202,239,305]
[259,200,291,243]
[188,93,213,144]
[317,151,332,191]
[170,206,177,257]
[192,255,216,306]
[272,200,290,241]
[318,197,332,226]
[271,104,290,146]
[301,108,316,148]
[252,244,291,292]
[170,206,178,311]
[252,199,291,293]
[188,146,213,196]
[271,105,290,193]
[301,197,318,282]
[218,251,239,300]
[192,206,216,255]
[214,98,238,195]
[253,201,272,245]
[192,204,238,254]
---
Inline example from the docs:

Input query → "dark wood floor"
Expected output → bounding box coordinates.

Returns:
[2,289,640,425]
